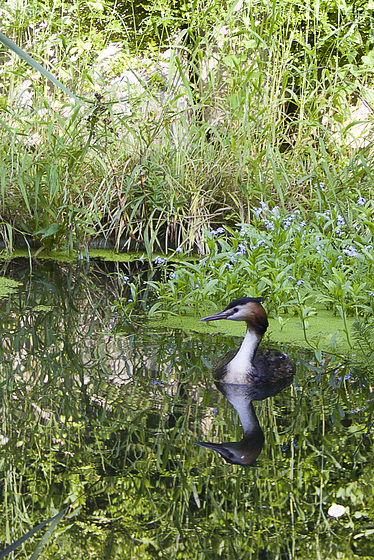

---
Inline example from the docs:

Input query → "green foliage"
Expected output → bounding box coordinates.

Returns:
[1,0,374,257]
[144,198,374,346]
[352,318,374,369]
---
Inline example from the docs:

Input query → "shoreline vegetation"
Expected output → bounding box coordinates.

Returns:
[1,0,374,347]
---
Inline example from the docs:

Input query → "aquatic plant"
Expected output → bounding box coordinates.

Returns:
[119,195,372,352]
[145,196,373,316]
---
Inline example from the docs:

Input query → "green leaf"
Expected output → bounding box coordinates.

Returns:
[0,31,87,108]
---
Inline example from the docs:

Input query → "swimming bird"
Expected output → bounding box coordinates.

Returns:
[199,297,295,387]
[196,382,265,466]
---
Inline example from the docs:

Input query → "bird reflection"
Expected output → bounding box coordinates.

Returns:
[197,297,295,466]
[196,382,265,465]
[196,377,293,466]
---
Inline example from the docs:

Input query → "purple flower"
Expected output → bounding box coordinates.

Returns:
[343,246,359,258]
[236,243,246,255]
[336,215,345,227]
[283,216,293,230]
[212,227,224,235]
[262,219,275,231]
[296,221,306,232]
[252,240,265,249]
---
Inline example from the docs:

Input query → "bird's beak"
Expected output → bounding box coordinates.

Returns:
[199,309,233,322]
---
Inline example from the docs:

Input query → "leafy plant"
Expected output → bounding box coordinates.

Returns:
[131,196,374,351]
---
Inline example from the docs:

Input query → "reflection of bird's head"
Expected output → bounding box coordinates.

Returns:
[195,433,265,466]
[199,297,268,335]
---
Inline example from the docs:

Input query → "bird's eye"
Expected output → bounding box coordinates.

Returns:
[233,307,239,313]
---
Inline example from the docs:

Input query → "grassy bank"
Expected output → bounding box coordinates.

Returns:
[1,0,374,250]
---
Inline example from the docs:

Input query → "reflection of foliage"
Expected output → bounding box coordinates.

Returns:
[0,260,373,558]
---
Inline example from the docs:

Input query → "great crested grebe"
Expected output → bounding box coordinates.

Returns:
[199,297,295,386]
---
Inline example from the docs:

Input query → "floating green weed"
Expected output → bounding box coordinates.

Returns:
[0,276,22,299]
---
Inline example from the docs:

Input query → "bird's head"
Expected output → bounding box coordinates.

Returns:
[199,297,268,335]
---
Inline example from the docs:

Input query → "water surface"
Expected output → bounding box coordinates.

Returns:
[0,258,373,559]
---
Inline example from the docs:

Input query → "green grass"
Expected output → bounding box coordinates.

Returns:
[2,0,374,343]
[1,0,373,252]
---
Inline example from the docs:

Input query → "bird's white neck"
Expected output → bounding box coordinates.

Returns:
[224,327,262,384]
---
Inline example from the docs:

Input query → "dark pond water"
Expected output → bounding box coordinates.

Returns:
[0,258,373,559]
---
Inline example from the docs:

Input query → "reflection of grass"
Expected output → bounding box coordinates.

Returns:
[0,276,21,298]
[1,264,371,558]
